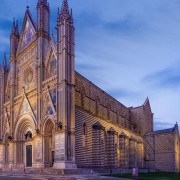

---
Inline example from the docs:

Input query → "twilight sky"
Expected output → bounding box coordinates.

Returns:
[1,0,180,130]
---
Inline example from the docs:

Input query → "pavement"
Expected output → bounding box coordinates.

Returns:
[0,174,132,180]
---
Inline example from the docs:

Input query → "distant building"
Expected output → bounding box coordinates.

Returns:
[0,0,179,173]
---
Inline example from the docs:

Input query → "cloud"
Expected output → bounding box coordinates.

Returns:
[143,63,180,89]
[107,88,141,99]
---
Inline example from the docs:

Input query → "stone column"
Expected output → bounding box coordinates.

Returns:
[106,128,118,168]
[129,136,137,168]
[92,122,105,167]
[125,136,130,168]
[137,141,143,168]
[119,132,129,168]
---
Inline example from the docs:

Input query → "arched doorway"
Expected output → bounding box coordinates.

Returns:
[44,119,55,167]
[14,115,36,168]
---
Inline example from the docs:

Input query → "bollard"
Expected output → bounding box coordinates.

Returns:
[132,167,139,179]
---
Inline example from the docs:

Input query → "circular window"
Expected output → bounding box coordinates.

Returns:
[25,68,33,84]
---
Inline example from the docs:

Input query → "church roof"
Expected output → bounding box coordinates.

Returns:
[153,128,174,134]
[145,127,175,136]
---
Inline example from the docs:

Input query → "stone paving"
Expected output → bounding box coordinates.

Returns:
[0,174,131,180]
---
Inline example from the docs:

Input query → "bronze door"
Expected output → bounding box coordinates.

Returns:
[51,151,55,167]
[26,145,32,167]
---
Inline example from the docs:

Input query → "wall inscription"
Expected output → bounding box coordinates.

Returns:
[55,134,65,161]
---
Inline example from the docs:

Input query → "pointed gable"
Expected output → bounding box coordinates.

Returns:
[17,7,36,54]
[42,88,56,118]
[143,97,152,114]
[16,89,36,122]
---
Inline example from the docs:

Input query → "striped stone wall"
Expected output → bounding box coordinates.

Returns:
[75,72,129,129]
[75,108,143,168]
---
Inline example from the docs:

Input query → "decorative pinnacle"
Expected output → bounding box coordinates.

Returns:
[37,0,48,5]
[15,20,19,36]
[3,52,8,70]
[61,0,70,16]
[37,0,50,11]
[70,8,74,24]
[37,0,49,9]
[57,0,72,22]
[11,17,16,34]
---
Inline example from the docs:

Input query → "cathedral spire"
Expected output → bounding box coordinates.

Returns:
[10,17,19,57]
[37,0,49,10]
[37,0,47,5]
[61,0,69,15]
[57,0,70,22]
[11,18,19,36]
[15,20,19,36]
[37,0,50,32]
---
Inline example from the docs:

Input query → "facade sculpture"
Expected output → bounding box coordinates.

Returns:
[0,0,179,173]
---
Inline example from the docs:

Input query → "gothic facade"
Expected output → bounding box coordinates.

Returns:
[0,0,179,173]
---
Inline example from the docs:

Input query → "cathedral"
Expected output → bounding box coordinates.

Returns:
[0,0,179,173]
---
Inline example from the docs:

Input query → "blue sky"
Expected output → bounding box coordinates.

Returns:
[1,0,180,130]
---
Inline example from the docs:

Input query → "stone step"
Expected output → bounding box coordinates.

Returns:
[0,167,149,175]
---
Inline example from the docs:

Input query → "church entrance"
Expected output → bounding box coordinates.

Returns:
[14,117,36,168]
[26,145,32,167]
[44,119,55,167]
